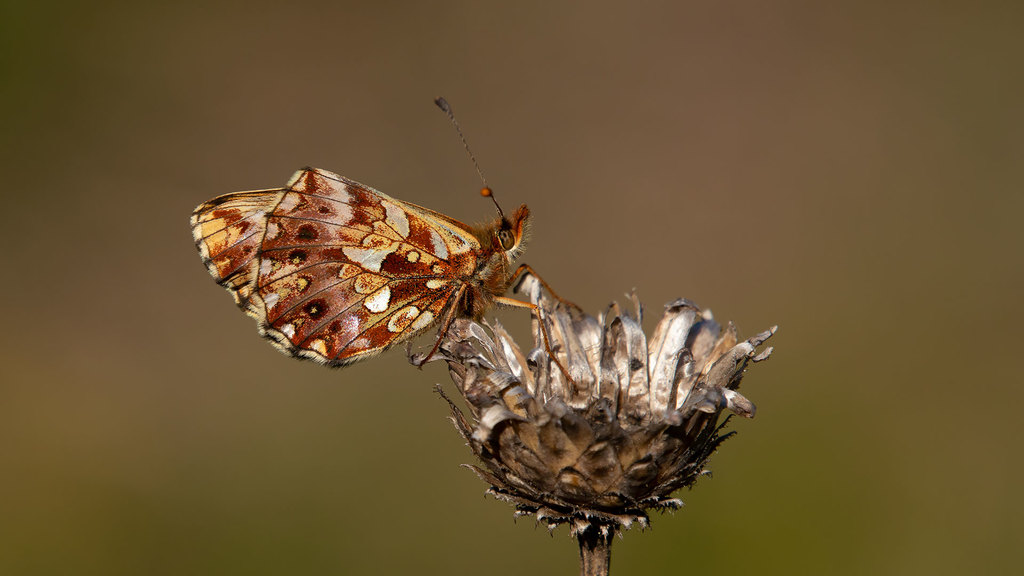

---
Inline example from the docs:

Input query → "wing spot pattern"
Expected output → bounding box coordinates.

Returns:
[309,339,329,356]
[411,310,435,331]
[429,228,448,259]
[383,200,410,238]
[387,305,420,332]
[281,324,296,339]
[363,286,391,313]
[339,264,361,279]
[354,273,388,294]
[342,244,398,273]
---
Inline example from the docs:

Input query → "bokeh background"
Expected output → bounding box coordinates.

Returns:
[2,1,1021,574]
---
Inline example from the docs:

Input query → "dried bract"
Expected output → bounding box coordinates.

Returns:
[416,275,775,536]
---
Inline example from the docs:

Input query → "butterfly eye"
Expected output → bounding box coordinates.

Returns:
[497,229,515,250]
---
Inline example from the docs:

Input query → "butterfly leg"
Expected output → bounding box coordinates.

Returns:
[492,295,575,385]
[508,264,572,306]
[413,284,468,368]
[505,264,579,384]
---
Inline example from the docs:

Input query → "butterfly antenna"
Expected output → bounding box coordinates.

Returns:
[434,97,506,220]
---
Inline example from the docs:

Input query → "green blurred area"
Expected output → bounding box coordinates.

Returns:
[2,1,1021,574]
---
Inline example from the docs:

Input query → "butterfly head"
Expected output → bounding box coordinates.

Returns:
[481,186,529,258]
[497,203,530,258]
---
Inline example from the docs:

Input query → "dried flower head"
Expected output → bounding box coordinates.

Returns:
[416,275,775,543]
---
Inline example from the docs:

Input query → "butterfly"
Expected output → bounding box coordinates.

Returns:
[191,167,544,367]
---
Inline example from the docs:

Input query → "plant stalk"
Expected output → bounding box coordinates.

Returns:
[577,524,615,576]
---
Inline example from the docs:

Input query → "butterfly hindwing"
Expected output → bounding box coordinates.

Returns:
[251,168,476,365]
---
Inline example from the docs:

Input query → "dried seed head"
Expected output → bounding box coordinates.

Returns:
[415,275,776,536]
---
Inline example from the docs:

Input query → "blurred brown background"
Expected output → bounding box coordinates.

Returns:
[2,1,1021,574]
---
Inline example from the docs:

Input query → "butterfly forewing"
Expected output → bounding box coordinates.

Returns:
[195,168,484,366]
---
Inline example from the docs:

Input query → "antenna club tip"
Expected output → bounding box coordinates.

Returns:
[480,186,493,197]
[434,97,451,112]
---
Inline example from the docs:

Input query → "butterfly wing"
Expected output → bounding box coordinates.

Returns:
[234,168,479,366]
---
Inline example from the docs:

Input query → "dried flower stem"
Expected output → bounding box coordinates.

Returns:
[577,524,615,576]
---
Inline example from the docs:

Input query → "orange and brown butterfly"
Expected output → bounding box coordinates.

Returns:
[191,167,537,367]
